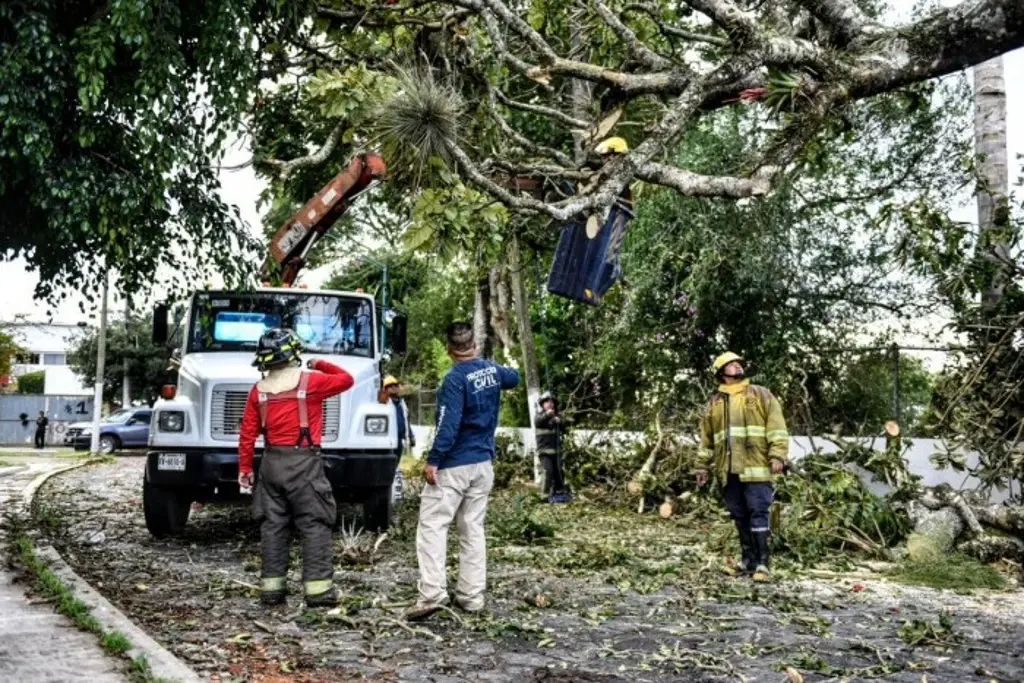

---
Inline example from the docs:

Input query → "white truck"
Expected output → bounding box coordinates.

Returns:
[143,286,406,538]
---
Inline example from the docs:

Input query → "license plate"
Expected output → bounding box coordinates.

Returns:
[157,453,186,471]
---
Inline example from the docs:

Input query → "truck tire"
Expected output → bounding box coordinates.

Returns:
[143,477,192,538]
[362,486,392,533]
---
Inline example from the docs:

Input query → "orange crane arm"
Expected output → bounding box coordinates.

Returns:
[261,152,387,286]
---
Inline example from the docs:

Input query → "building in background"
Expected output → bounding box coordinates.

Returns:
[1,322,90,396]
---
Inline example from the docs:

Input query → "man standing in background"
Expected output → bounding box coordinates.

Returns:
[407,322,519,621]
[34,410,48,449]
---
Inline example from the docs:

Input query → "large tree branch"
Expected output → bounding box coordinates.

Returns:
[261,122,347,179]
[492,88,590,129]
[622,3,730,47]
[592,0,674,70]
[682,0,759,45]
[793,0,883,46]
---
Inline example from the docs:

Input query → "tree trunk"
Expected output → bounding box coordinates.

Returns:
[489,264,515,351]
[473,275,493,359]
[973,57,1011,308]
[568,4,592,166]
[508,234,542,476]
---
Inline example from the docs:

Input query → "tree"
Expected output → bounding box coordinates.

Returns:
[0,329,22,380]
[261,0,1023,221]
[16,371,44,395]
[68,316,169,405]
[0,0,294,304]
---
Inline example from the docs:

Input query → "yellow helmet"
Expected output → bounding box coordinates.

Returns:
[382,375,400,388]
[595,137,629,155]
[712,352,744,374]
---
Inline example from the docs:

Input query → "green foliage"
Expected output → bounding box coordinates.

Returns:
[490,494,555,545]
[897,613,959,647]
[889,553,1008,591]
[67,315,168,405]
[16,370,45,395]
[493,433,533,489]
[0,330,23,377]
[0,0,288,304]
[774,443,919,563]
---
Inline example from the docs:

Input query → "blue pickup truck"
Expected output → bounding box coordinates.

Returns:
[67,408,152,454]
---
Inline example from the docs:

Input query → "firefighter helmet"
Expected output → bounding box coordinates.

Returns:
[595,137,629,155]
[539,390,556,406]
[253,328,303,370]
[711,351,744,376]
[383,375,400,389]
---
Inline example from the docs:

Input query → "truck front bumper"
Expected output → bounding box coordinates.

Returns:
[146,448,399,498]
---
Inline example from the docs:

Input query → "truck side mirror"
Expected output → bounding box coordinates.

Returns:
[152,304,169,345]
[390,314,408,355]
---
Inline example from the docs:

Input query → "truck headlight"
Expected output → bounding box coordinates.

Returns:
[158,411,185,432]
[364,416,388,435]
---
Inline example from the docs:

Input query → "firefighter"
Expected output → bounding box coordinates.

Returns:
[406,322,520,621]
[535,391,569,502]
[237,328,354,607]
[382,375,416,458]
[695,352,789,582]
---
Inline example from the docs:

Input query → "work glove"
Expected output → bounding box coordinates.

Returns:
[695,470,709,487]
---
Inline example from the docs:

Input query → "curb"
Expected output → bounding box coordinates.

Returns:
[25,459,204,683]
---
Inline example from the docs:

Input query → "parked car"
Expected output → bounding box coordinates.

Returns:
[70,408,152,454]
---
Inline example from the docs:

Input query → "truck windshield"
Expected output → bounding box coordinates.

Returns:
[188,292,374,357]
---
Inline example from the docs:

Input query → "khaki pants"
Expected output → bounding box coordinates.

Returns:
[415,461,494,609]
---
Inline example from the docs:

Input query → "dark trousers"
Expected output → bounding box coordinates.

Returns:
[252,447,336,596]
[723,474,774,534]
[34,429,45,449]
[540,452,566,495]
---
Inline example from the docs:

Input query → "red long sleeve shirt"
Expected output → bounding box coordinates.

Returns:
[238,360,354,474]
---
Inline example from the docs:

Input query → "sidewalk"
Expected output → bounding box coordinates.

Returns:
[0,462,125,682]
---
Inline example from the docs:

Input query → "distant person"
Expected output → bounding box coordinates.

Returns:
[406,322,519,621]
[382,375,416,458]
[34,411,49,449]
[695,352,789,582]
[238,328,354,607]
[535,391,570,503]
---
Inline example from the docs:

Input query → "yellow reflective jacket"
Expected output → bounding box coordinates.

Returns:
[698,380,789,482]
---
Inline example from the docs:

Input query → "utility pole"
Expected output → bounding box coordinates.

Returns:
[89,274,109,455]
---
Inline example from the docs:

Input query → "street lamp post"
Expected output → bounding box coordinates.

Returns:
[89,274,109,455]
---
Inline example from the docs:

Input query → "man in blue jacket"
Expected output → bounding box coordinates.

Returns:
[406,322,519,621]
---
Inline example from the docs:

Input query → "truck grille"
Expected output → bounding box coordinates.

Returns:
[211,385,340,441]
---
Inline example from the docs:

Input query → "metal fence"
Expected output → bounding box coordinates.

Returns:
[0,395,94,447]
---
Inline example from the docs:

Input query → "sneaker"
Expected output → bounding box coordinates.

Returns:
[454,598,484,614]
[405,600,449,622]
[304,585,339,607]
[260,590,287,606]
[752,565,771,583]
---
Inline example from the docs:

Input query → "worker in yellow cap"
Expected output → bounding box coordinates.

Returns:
[595,136,629,156]
[382,375,416,459]
[695,352,789,582]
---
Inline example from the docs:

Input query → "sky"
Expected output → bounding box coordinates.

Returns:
[0,8,1022,336]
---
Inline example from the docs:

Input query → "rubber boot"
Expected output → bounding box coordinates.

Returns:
[304,585,339,608]
[260,590,287,606]
[724,521,755,576]
[752,530,771,582]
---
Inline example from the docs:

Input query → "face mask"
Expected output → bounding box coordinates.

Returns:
[722,370,745,380]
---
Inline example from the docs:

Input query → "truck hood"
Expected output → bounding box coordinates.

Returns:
[179,352,379,386]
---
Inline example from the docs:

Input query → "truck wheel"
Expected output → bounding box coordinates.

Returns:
[143,476,192,538]
[362,486,392,533]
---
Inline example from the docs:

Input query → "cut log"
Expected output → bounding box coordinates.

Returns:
[907,506,964,560]
[959,534,1024,563]
[970,505,1024,535]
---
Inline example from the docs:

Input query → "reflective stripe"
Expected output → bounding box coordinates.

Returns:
[744,426,766,437]
[751,526,770,532]
[698,448,714,459]
[261,576,286,592]
[304,579,333,596]
[766,429,789,441]
[717,426,771,440]
[740,467,772,481]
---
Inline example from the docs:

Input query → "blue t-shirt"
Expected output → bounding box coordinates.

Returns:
[428,359,520,469]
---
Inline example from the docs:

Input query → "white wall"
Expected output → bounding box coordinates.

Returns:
[408,425,1015,503]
